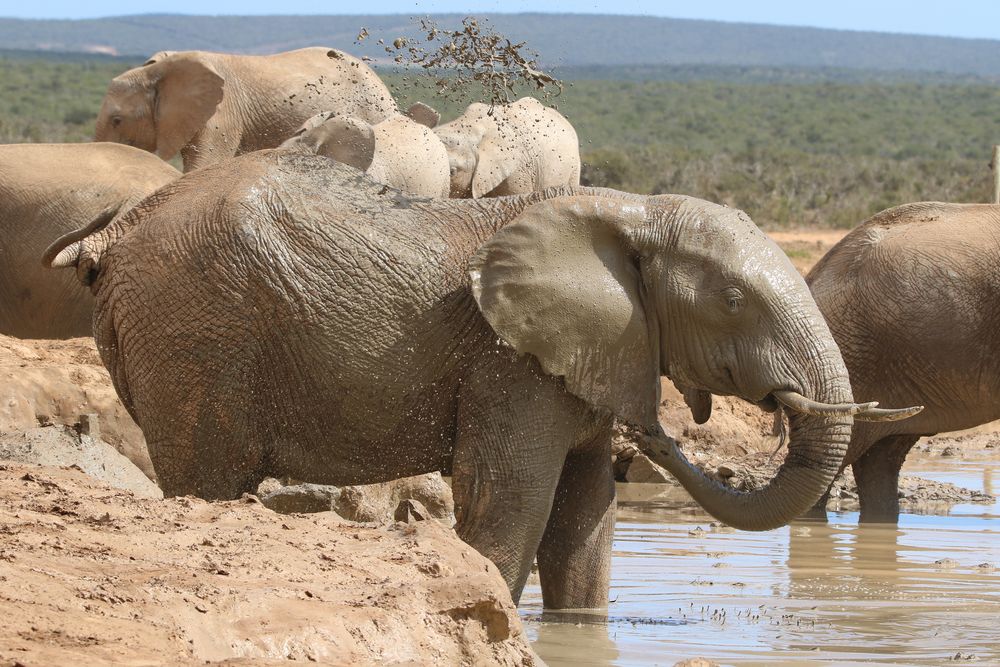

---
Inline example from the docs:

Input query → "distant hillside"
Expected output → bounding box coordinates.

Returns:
[3,13,1000,79]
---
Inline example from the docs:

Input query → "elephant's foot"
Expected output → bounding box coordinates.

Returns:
[536,434,615,609]
[853,435,919,524]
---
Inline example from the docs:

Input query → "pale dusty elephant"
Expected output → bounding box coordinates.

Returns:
[281,106,450,198]
[0,143,178,339]
[94,47,397,172]
[807,202,998,522]
[46,153,909,608]
[431,97,580,198]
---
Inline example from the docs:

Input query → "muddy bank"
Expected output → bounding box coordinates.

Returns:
[0,463,537,666]
[0,334,151,478]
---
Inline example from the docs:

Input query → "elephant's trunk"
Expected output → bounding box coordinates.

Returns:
[642,412,849,531]
[642,352,852,531]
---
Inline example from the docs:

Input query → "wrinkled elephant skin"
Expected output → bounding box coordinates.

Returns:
[47,152,863,609]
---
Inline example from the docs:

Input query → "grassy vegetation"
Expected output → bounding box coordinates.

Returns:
[2,53,997,229]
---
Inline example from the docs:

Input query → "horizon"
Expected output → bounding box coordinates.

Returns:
[4,2,1000,42]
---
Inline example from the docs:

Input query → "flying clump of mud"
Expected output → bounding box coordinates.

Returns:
[358,17,563,107]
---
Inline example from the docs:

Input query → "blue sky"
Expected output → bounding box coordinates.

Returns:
[7,1,1000,41]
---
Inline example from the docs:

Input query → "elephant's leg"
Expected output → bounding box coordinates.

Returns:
[853,434,920,523]
[134,364,266,500]
[451,377,579,604]
[536,429,615,609]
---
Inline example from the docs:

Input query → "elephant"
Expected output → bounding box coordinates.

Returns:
[430,97,581,198]
[806,201,999,522]
[0,142,178,339]
[281,106,450,198]
[94,47,397,172]
[44,150,911,608]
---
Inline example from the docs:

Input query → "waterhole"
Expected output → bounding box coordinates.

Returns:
[521,451,1000,666]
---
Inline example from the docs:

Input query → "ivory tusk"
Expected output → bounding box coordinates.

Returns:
[854,405,924,422]
[771,389,877,417]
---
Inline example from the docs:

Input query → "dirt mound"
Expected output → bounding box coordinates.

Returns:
[0,335,151,479]
[0,463,538,666]
[0,424,160,498]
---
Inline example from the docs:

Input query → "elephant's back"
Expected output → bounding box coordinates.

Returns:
[809,202,1000,295]
[808,202,1000,421]
[0,143,175,339]
[235,48,397,124]
[0,143,177,195]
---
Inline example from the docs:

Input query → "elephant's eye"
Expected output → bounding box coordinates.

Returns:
[111,116,123,128]
[722,287,744,314]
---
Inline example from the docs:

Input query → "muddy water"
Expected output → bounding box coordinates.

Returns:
[521,453,1000,666]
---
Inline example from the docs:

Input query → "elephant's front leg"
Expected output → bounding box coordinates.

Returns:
[536,427,615,609]
[451,374,579,603]
[853,434,920,523]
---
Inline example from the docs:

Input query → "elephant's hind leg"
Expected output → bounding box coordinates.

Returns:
[853,434,920,523]
[536,429,615,609]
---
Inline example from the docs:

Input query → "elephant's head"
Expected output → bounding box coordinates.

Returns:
[470,192,919,530]
[280,112,376,172]
[434,102,517,199]
[95,52,224,162]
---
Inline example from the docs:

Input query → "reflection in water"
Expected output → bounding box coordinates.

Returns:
[521,455,1000,666]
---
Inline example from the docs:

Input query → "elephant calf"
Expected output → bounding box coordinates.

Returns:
[281,105,450,198]
[46,152,908,607]
[0,143,178,339]
[431,97,581,198]
[808,202,1000,522]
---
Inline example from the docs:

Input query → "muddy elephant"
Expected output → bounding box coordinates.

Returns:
[0,143,178,339]
[95,47,397,172]
[806,202,998,522]
[281,106,450,198]
[431,97,580,198]
[45,152,908,608]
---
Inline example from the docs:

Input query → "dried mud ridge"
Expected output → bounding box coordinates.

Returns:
[0,464,538,666]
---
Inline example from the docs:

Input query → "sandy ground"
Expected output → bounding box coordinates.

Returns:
[0,463,537,666]
[766,228,848,274]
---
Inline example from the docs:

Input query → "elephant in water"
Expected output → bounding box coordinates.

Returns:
[94,47,397,172]
[0,143,178,339]
[807,202,998,522]
[45,152,912,607]
[281,105,450,198]
[431,97,580,198]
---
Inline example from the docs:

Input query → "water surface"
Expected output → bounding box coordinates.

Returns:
[521,452,1000,666]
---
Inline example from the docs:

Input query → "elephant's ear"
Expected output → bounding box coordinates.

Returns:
[406,102,440,128]
[471,136,521,198]
[297,116,376,171]
[469,196,660,427]
[151,54,224,161]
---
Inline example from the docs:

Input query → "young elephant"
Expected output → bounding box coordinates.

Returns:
[46,152,908,607]
[95,47,397,172]
[281,107,450,198]
[807,202,1000,522]
[0,143,178,339]
[431,97,581,198]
